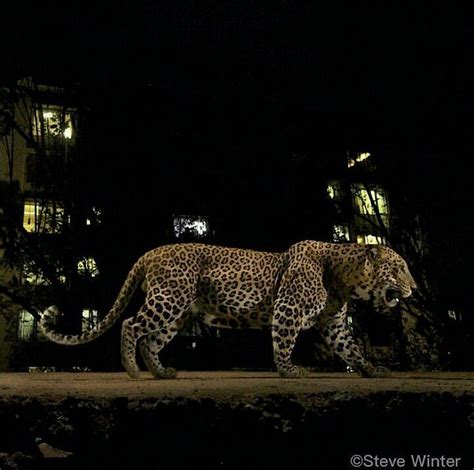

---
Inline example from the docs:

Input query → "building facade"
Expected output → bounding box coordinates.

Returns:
[0,81,441,371]
[0,78,101,370]
[320,148,441,370]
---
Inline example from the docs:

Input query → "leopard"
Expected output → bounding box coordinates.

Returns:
[39,241,417,379]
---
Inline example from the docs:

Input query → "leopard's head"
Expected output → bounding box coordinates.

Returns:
[353,245,417,310]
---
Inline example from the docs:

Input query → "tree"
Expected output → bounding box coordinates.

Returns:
[0,78,96,365]
[326,149,468,369]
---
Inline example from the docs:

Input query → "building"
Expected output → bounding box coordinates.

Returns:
[319,148,441,370]
[0,77,101,370]
[0,80,441,372]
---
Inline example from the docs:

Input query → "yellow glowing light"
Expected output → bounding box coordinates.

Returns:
[348,152,371,168]
[17,310,35,341]
[43,111,54,119]
[23,200,64,233]
[327,185,336,199]
[327,181,342,200]
[353,187,389,216]
[77,257,99,277]
[23,201,37,232]
[356,234,385,245]
[63,126,72,139]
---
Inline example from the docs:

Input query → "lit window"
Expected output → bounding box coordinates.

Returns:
[348,151,371,168]
[63,127,73,139]
[88,206,102,225]
[17,310,35,341]
[84,207,102,226]
[23,200,65,233]
[32,105,75,140]
[173,215,210,239]
[356,234,386,245]
[332,224,350,242]
[77,257,99,278]
[327,181,343,200]
[23,202,36,232]
[352,184,389,217]
[22,262,47,285]
[347,314,354,333]
[22,261,66,286]
[82,308,99,332]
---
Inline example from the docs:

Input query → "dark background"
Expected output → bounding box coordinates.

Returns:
[2,1,472,285]
[2,3,474,366]
[3,3,471,218]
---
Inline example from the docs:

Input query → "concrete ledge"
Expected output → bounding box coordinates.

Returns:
[2,371,474,399]
[0,372,473,469]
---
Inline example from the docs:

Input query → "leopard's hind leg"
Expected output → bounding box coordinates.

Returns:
[121,294,196,379]
[138,308,193,379]
[121,313,145,379]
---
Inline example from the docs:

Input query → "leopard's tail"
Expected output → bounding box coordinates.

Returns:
[38,256,146,345]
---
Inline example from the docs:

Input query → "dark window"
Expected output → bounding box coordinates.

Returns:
[25,154,38,184]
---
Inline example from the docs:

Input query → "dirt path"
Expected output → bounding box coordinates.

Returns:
[1,370,473,401]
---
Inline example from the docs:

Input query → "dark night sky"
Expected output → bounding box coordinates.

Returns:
[0,2,472,317]
[1,2,473,256]
[2,3,470,119]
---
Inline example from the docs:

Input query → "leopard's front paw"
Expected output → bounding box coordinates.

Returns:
[154,367,177,380]
[122,355,141,379]
[124,364,141,379]
[278,365,309,378]
[360,365,392,378]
